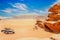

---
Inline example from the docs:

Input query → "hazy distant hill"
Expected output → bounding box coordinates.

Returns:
[13,14,39,19]
[13,14,46,20]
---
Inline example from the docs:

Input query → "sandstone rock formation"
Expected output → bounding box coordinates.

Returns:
[35,20,43,28]
[47,4,60,21]
[44,4,60,33]
[35,3,60,33]
[48,4,60,13]
[44,22,60,33]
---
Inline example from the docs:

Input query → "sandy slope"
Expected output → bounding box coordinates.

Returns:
[0,19,53,40]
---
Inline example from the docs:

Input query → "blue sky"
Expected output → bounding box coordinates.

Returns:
[0,0,57,18]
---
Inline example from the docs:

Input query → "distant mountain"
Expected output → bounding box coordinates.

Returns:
[13,14,45,19]
[13,14,38,19]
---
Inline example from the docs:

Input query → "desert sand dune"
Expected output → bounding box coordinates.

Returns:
[0,19,53,40]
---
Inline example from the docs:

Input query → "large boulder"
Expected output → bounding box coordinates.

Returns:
[44,21,60,33]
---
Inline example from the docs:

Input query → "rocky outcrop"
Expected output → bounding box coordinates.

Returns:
[47,4,60,21]
[35,3,60,33]
[44,4,60,33]
[44,22,60,33]
[48,4,60,14]
[35,20,43,28]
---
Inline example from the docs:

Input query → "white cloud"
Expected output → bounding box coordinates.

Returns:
[39,10,49,14]
[12,3,27,11]
[40,10,44,13]
[50,2,57,7]
[31,9,49,16]
[2,8,12,13]
[33,9,49,13]
[57,0,60,3]
[1,3,49,18]
[1,8,22,16]
[50,0,60,7]
[2,3,28,15]
[0,16,9,19]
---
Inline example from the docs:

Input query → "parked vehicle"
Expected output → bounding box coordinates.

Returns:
[1,28,15,34]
